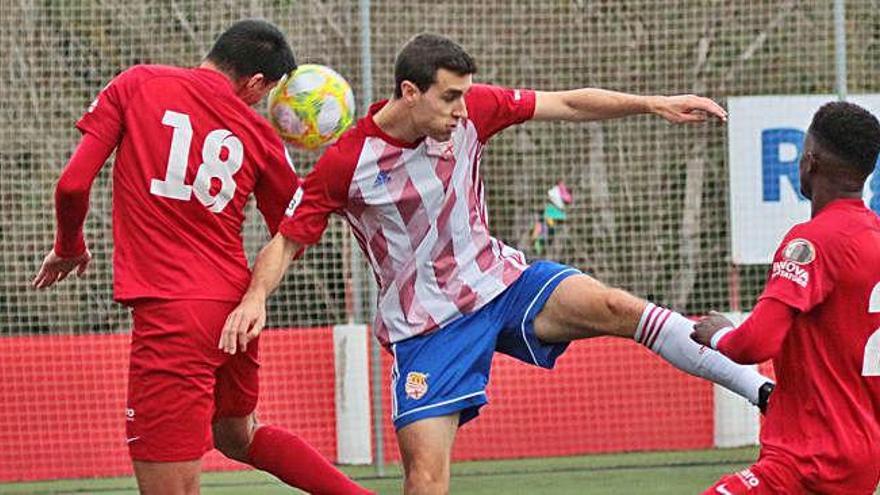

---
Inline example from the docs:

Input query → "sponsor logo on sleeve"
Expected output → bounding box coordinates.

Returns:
[284,187,304,217]
[87,96,100,113]
[771,238,815,288]
[405,371,429,400]
[782,238,816,264]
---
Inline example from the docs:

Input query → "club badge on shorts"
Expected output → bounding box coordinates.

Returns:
[405,372,429,400]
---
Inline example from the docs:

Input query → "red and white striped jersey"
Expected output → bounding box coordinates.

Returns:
[279,84,536,344]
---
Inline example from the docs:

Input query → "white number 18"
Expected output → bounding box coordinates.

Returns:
[150,110,243,213]
[863,282,880,376]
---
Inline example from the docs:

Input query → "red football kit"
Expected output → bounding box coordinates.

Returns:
[705,199,880,494]
[65,64,300,460]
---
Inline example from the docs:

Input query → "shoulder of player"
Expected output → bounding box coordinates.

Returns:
[780,217,845,264]
[306,125,366,184]
[318,126,365,168]
[464,83,499,105]
[113,64,187,88]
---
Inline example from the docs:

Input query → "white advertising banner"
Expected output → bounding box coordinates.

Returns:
[727,95,880,264]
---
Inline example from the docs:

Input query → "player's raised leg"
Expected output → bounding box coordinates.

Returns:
[533,274,771,405]
[397,414,459,495]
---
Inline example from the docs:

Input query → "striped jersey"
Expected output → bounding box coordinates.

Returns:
[279,84,536,344]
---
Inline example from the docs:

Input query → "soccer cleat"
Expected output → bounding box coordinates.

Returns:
[758,382,775,414]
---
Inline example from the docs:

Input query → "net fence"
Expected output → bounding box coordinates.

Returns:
[0,0,875,486]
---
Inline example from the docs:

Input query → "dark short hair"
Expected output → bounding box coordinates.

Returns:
[809,101,880,177]
[206,19,296,82]
[394,33,477,98]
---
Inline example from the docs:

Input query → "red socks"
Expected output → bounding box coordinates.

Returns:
[248,425,373,495]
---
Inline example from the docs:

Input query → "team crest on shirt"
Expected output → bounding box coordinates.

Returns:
[425,138,455,159]
[782,238,816,265]
[405,372,429,400]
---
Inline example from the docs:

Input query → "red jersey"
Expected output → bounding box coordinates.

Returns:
[748,199,880,492]
[75,65,299,302]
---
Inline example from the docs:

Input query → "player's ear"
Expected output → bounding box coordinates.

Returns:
[245,73,267,90]
[400,80,421,105]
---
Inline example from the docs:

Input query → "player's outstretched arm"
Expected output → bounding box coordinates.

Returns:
[533,89,727,124]
[220,233,303,354]
[691,299,796,364]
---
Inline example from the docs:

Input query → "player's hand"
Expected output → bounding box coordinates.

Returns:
[691,311,735,347]
[32,249,92,289]
[650,94,728,124]
[220,291,267,355]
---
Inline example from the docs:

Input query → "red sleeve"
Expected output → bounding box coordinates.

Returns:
[758,229,833,313]
[278,142,356,246]
[254,142,301,235]
[54,133,115,257]
[75,68,138,147]
[466,84,536,142]
[716,298,798,364]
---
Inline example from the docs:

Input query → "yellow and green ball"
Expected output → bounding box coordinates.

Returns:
[268,64,356,150]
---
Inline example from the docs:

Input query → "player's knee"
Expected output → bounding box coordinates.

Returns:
[404,465,449,495]
[594,288,642,337]
[212,418,254,463]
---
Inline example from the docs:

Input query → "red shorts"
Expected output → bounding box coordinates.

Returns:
[702,457,807,495]
[126,299,259,462]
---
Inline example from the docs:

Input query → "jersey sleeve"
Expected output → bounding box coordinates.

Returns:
[716,297,798,364]
[76,67,140,147]
[54,134,115,257]
[254,142,301,235]
[758,228,834,313]
[466,84,536,142]
[278,143,356,246]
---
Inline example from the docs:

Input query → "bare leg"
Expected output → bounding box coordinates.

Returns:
[397,414,460,495]
[132,460,201,495]
[534,274,770,405]
[533,274,644,342]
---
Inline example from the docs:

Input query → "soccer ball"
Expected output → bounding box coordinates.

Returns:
[267,64,356,150]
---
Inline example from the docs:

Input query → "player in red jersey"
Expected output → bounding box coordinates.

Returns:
[222,34,772,495]
[693,101,880,494]
[32,19,371,495]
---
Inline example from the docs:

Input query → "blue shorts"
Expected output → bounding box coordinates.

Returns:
[390,260,581,430]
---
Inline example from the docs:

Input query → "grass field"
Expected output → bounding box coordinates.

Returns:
[3,447,878,494]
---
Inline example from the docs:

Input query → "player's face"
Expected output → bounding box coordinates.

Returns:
[236,73,276,106]
[409,69,471,142]
[800,134,815,199]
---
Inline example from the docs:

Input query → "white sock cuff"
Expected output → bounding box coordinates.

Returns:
[634,303,657,343]
[638,303,678,351]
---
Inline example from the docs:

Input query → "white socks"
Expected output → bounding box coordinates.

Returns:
[635,303,769,405]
